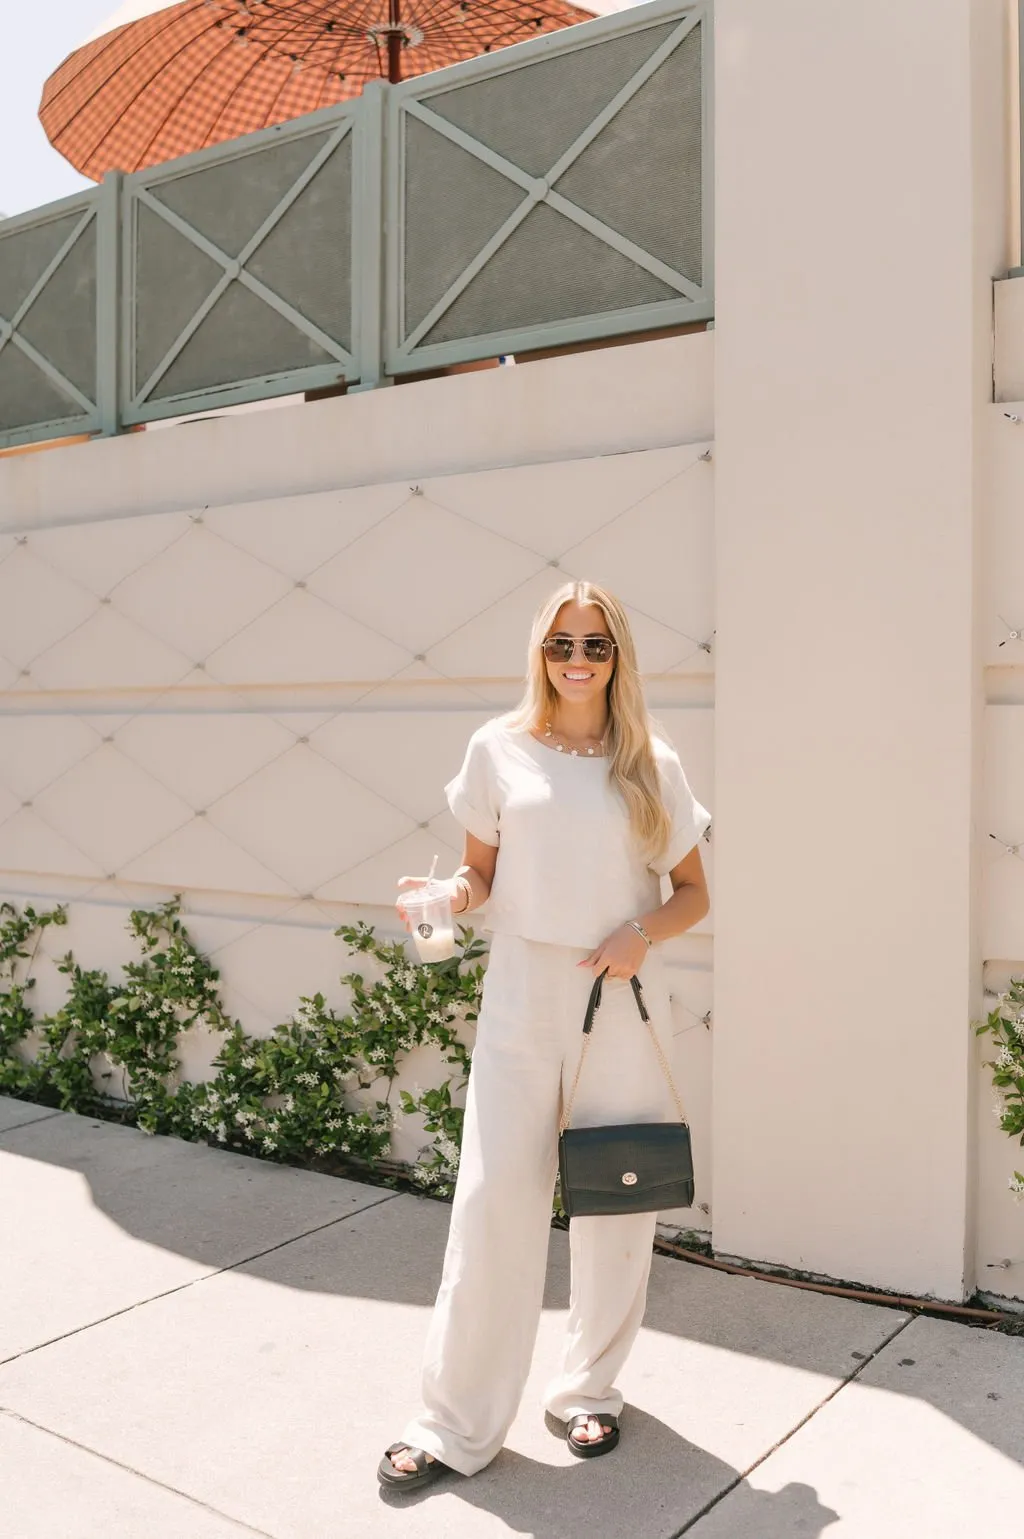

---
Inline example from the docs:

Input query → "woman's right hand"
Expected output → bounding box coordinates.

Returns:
[395,875,431,933]
[396,875,460,932]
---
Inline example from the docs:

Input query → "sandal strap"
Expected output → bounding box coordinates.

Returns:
[384,1442,430,1473]
[568,1413,619,1436]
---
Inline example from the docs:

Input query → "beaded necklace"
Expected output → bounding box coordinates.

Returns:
[541,720,609,758]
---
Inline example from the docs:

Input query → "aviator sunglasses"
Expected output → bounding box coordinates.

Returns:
[542,634,618,665]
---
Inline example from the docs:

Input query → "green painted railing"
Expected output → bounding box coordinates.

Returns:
[0,0,711,451]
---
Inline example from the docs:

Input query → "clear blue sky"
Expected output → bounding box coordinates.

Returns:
[1,2,128,217]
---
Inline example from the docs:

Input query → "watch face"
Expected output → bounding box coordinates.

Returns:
[417,922,433,939]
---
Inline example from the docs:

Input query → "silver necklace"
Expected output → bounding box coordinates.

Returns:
[543,720,609,758]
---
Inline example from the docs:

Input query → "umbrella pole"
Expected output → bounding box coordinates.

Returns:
[387,0,404,82]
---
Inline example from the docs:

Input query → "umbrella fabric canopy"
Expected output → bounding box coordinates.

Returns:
[40,0,597,181]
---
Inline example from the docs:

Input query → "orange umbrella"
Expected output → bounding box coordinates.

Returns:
[40,0,596,181]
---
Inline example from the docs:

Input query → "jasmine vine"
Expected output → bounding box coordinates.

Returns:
[0,897,484,1192]
[976,977,1024,1197]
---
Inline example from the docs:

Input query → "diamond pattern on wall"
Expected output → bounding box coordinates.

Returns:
[113,525,293,659]
[119,817,294,896]
[429,448,697,559]
[564,462,714,641]
[30,608,195,691]
[32,745,194,873]
[209,745,417,895]
[0,809,104,878]
[310,710,493,826]
[28,511,189,597]
[0,442,714,927]
[206,485,411,580]
[0,716,102,801]
[0,547,99,669]
[318,823,464,906]
[206,590,412,685]
[307,498,546,658]
[114,714,296,811]
[0,782,21,827]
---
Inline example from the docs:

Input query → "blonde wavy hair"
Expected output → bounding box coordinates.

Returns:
[504,580,671,862]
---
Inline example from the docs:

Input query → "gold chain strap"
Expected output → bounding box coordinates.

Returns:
[559,984,688,1134]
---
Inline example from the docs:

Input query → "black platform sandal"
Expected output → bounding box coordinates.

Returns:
[377,1443,449,1491]
[566,1414,620,1459]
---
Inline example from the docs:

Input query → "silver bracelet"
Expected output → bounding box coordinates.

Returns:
[627,918,653,948]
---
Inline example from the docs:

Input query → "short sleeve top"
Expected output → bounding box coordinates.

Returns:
[444,717,711,950]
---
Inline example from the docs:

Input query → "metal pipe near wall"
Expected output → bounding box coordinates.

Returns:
[653,1239,1017,1326]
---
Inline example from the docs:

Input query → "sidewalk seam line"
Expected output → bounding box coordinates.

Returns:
[0,1110,65,1136]
[667,1312,916,1538]
[0,1406,281,1538]
[0,1188,399,1369]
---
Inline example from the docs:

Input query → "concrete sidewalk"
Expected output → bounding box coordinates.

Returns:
[1,1094,1022,1539]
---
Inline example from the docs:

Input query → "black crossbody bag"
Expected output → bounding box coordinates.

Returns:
[557,967,694,1218]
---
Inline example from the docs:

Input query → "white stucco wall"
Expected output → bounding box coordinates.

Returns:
[712,0,1011,1302]
[0,333,717,1207]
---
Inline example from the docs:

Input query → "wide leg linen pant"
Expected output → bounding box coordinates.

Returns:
[401,932,680,1477]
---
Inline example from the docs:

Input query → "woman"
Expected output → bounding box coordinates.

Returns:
[379,580,711,1490]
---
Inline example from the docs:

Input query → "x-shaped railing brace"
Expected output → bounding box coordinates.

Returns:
[0,207,98,418]
[130,119,356,406]
[394,10,705,356]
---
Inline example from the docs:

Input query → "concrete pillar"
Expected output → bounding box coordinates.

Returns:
[711,0,1008,1298]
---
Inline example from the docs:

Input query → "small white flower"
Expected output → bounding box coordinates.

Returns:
[340,1142,350,1152]
[1009,1173,1024,1199]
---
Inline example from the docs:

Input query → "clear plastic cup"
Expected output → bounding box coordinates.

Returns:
[402,881,456,963]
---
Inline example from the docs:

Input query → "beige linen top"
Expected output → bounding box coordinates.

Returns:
[444,717,710,950]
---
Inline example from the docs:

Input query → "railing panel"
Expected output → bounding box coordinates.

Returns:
[121,102,364,424]
[0,0,714,446]
[0,193,103,450]
[386,0,712,374]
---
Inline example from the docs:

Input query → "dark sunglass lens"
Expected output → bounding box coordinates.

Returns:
[543,638,573,661]
[583,638,613,663]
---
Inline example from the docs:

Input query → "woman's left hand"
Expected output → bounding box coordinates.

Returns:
[578,923,649,979]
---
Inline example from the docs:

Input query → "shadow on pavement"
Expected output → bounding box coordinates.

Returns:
[379,1415,840,1539]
